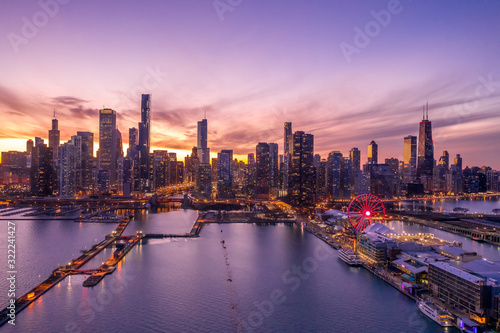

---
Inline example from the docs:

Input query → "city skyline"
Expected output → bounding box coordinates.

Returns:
[0,105,494,171]
[1,1,500,168]
[2,1,500,330]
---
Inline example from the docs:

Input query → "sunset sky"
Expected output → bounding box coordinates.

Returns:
[1,0,499,167]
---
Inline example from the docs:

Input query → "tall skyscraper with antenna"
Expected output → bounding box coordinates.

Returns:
[196,115,211,197]
[197,117,209,164]
[283,122,292,190]
[48,110,60,161]
[417,102,434,180]
[138,94,151,191]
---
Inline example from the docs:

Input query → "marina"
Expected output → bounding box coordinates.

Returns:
[0,218,140,326]
[305,208,500,332]
[1,200,499,331]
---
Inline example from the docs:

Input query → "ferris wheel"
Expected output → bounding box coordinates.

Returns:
[347,194,385,232]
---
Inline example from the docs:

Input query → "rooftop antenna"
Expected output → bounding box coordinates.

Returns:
[426,101,429,120]
[422,105,425,120]
[53,109,56,119]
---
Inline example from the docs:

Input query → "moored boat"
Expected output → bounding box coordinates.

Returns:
[338,248,361,266]
[417,301,453,327]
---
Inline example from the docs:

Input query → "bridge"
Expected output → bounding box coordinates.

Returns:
[145,233,198,238]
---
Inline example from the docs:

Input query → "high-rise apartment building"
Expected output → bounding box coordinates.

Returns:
[367,140,378,165]
[77,131,94,191]
[99,108,117,185]
[217,150,233,198]
[289,131,315,206]
[255,142,270,198]
[404,135,417,168]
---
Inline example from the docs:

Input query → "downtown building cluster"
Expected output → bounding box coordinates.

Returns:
[1,101,499,203]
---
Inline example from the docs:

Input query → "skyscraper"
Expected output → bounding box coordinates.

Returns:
[454,154,463,194]
[341,157,352,199]
[99,108,117,185]
[404,135,417,168]
[439,151,449,170]
[48,110,60,161]
[289,131,315,206]
[349,148,361,172]
[26,139,34,168]
[284,122,292,155]
[116,129,124,159]
[283,122,292,190]
[138,94,151,191]
[268,143,279,189]
[185,147,198,184]
[255,142,270,198]
[196,117,211,197]
[197,118,209,164]
[328,151,343,199]
[26,139,34,155]
[59,138,82,197]
[77,131,94,191]
[348,148,361,196]
[417,104,434,179]
[244,153,256,196]
[128,127,138,157]
[31,141,54,196]
[217,150,233,198]
[152,150,169,189]
[367,140,378,165]
[197,163,212,198]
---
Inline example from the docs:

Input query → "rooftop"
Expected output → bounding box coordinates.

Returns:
[431,261,485,284]
[463,260,500,282]
[393,257,428,274]
[435,245,467,257]
[364,223,392,235]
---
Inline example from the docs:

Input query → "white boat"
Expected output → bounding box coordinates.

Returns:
[338,248,361,266]
[417,301,453,327]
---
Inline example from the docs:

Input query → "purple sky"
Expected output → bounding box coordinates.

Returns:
[1,0,500,168]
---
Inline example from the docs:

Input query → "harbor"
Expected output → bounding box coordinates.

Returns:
[0,218,141,326]
[305,210,500,332]
[1,199,499,331]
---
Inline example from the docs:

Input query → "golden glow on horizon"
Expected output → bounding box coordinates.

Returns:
[0,139,248,163]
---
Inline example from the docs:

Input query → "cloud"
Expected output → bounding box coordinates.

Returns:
[0,85,30,112]
[51,96,88,105]
[67,106,98,119]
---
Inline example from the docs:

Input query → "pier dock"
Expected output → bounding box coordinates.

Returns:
[0,218,138,327]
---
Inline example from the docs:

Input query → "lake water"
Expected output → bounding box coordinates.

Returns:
[397,197,500,214]
[1,202,498,332]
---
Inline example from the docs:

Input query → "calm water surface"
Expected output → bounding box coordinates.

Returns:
[1,203,498,332]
